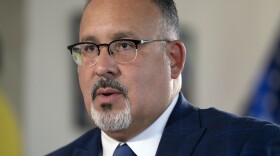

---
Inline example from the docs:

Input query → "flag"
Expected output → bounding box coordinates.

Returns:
[246,32,280,124]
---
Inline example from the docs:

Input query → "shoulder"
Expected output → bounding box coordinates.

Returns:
[200,107,280,131]
[46,128,101,156]
[198,108,280,155]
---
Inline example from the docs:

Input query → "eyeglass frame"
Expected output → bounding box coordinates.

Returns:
[67,39,168,66]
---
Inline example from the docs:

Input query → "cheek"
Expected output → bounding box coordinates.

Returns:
[127,60,170,106]
[126,66,171,125]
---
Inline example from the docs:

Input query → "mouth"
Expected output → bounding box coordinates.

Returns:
[90,78,128,102]
[94,88,123,103]
[97,88,122,96]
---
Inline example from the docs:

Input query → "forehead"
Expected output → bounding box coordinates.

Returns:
[80,0,162,42]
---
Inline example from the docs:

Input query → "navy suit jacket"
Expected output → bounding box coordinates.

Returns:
[48,93,280,156]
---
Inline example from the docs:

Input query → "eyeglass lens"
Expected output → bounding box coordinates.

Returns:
[71,40,138,66]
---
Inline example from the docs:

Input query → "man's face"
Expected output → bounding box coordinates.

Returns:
[79,0,173,139]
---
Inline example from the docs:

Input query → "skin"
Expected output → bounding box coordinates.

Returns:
[79,0,186,141]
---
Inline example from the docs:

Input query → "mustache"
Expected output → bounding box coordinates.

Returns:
[90,78,128,101]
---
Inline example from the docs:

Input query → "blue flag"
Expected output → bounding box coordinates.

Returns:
[246,33,280,124]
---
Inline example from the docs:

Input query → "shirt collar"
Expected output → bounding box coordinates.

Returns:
[101,94,179,156]
[101,131,119,156]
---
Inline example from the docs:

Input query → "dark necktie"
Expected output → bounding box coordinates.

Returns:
[113,143,136,156]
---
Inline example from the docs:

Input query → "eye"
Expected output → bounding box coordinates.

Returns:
[120,42,129,49]
[115,41,135,50]
[83,44,97,52]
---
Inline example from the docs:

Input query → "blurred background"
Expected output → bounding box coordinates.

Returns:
[0,0,279,155]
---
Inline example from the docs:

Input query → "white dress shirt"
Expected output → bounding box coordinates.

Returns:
[101,94,179,156]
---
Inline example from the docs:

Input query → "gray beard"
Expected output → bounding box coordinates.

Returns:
[90,99,132,131]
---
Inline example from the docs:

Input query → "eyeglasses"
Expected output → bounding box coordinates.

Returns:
[67,39,167,67]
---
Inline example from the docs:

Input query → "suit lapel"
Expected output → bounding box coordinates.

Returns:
[156,93,207,156]
[73,129,102,156]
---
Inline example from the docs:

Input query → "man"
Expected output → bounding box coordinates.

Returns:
[48,0,280,155]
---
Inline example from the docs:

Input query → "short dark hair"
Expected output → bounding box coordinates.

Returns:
[84,0,179,40]
[151,0,179,40]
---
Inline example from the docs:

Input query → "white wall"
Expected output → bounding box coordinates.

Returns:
[20,0,280,155]
[22,0,86,155]
[176,0,280,113]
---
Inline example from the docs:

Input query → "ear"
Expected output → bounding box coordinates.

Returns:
[167,40,186,79]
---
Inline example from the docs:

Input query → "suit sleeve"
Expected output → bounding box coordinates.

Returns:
[239,123,280,156]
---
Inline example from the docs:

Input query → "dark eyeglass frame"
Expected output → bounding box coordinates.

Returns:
[67,39,169,66]
[67,39,168,55]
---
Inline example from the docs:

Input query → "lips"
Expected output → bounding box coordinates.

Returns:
[97,88,121,95]
[95,88,123,103]
[90,78,128,102]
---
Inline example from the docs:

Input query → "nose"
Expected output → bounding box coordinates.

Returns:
[94,47,119,78]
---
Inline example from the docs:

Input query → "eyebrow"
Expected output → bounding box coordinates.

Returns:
[80,35,98,42]
[80,31,140,43]
[112,31,139,40]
